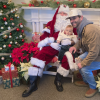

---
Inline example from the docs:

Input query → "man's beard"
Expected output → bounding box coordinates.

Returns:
[54,14,70,32]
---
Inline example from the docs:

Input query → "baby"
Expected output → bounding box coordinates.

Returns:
[57,25,78,63]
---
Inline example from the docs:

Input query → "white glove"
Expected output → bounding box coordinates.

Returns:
[38,37,49,47]
[61,39,71,45]
[50,43,60,50]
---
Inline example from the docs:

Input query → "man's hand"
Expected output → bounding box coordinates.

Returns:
[57,40,60,43]
[77,63,82,69]
[69,46,76,54]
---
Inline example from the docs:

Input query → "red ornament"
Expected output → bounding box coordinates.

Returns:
[92,0,96,3]
[57,2,60,4]
[8,44,12,48]
[3,17,7,21]
[73,4,77,8]
[32,4,34,7]
[10,33,12,35]
[19,23,22,26]
[16,28,20,31]
[41,1,43,3]
[22,39,24,42]
[3,5,7,9]
[21,30,24,33]
[29,3,32,7]
[10,18,13,20]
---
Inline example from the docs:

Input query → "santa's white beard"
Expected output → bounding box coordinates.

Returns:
[54,14,71,32]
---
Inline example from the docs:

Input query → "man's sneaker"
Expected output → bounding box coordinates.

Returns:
[85,88,97,98]
[74,81,88,87]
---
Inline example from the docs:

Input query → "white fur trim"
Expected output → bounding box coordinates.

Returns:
[57,65,69,77]
[48,37,55,43]
[38,68,43,77]
[65,51,78,71]
[58,4,69,14]
[42,28,50,33]
[28,67,43,77]
[30,57,45,68]
[28,67,38,76]
[38,37,49,47]
[50,43,60,51]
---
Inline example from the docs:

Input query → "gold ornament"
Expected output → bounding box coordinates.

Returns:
[3,35,8,39]
[15,14,18,17]
[8,0,12,4]
[32,0,39,6]
[84,2,90,8]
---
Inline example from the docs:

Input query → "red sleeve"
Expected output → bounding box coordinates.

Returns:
[40,21,52,41]
[40,32,49,41]
[73,28,77,35]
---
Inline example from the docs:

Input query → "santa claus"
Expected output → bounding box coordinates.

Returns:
[22,4,77,97]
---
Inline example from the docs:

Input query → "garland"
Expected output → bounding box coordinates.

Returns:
[17,0,100,9]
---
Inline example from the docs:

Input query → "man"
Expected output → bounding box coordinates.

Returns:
[22,4,77,97]
[68,9,100,98]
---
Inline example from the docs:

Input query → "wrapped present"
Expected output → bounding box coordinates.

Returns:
[0,76,3,85]
[4,63,14,71]
[3,77,20,89]
[2,66,18,80]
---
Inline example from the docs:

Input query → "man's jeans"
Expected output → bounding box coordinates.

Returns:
[79,61,100,89]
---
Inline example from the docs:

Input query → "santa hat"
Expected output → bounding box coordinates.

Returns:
[49,4,69,37]
[58,4,69,14]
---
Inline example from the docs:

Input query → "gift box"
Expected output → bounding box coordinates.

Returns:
[0,76,3,85]
[3,77,20,89]
[4,64,14,71]
[2,66,18,80]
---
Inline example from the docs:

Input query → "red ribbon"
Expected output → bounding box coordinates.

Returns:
[7,62,13,88]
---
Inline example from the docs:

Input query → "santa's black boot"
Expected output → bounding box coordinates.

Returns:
[54,73,63,92]
[22,76,39,97]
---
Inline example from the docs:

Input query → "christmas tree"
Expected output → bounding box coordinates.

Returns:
[0,1,27,69]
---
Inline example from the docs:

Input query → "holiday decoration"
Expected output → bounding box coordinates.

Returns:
[8,44,12,48]
[11,42,39,65]
[29,3,32,7]
[31,0,39,6]
[1,57,5,60]
[57,2,60,5]
[3,4,7,8]
[3,77,20,89]
[73,4,77,8]
[3,35,8,39]
[10,18,13,20]
[16,28,20,31]
[10,33,12,35]
[3,17,7,21]
[22,39,24,42]
[18,0,100,8]
[32,32,40,43]
[41,1,43,3]
[0,1,29,69]
[84,2,90,8]
[21,30,24,33]
[2,66,18,80]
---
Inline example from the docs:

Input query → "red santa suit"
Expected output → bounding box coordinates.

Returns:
[28,4,77,77]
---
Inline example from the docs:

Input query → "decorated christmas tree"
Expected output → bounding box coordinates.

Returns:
[0,0,27,69]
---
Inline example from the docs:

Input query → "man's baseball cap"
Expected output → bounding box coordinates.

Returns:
[68,9,82,18]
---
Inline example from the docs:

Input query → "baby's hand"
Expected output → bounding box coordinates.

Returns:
[57,40,60,43]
